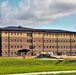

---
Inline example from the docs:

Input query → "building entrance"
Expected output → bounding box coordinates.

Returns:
[18,49,29,56]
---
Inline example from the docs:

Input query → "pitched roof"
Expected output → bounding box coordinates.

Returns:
[0,26,75,33]
[1,26,32,30]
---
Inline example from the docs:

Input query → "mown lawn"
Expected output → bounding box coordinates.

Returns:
[0,58,76,74]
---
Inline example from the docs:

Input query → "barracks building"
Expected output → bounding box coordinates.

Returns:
[0,26,76,56]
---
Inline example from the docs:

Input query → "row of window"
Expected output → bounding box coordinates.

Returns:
[51,51,76,54]
[53,52,76,54]
[44,40,75,43]
[5,45,22,48]
[5,39,22,42]
[5,39,76,43]
[44,34,75,37]
[4,52,17,56]
[11,46,22,48]
[5,32,75,37]
[5,45,76,49]
[44,46,76,48]
[5,32,22,35]
[11,39,22,42]
[4,51,76,56]
[27,39,76,43]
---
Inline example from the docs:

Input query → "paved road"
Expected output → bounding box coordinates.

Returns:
[7,70,76,75]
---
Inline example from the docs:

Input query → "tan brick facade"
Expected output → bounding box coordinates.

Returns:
[0,26,76,56]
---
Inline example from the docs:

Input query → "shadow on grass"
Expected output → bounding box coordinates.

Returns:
[55,60,63,65]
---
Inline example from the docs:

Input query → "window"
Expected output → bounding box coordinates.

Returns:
[27,39,32,43]
[17,32,19,35]
[29,45,33,49]
[66,46,68,48]
[33,46,35,49]
[17,46,19,48]
[71,34,74,37]
[44,40,47,42]
[50,46,51,48]
[5,52,7,54]
[44,40,45,42]
[20,39,22,42]
[5,52,8,56]
[55,40,57,42]
[61,40,62,42]
[44,46,45,48]
[74,46,76,48]
[11,32,13,35]
[5,39,7,41]
[63,40,65,43]
[60,34,62,37]
[14,32,16,35]
[39,40,41,42]
[14,39,16,42]
[50,40,51,42]
[34,33,36,35]
[47,40,48,42]
[14,46,16,48]
[11,39,13,42]
[55,46,57,48]
[34,40,36,42]
[39,33,41,35]
[47,46,48,48]
[50,34,51,36]
[52,40,54,43]
[74,40,75,42]
[5,32,7,34]
[63,34,65,37]
[69,46,71,48]
[71,40,75,43]
[69,52,71,54]
[44,33,48,36]
[66,34,69,37]
[52,46,54,48]
[11,52,13,56]
[5,45,7,48]
[39,46,41,47]
[64,46,65,48]
[74,52,76,54]
[14,52,17,56]
[66,40,68,43]
[27,33,32,37]
[11,46,13,48]
[58,40,59,42]
[52,34,55,37]
[20,46,22,48]
[58,46,60,48]
[66,52,68,54]
[20,32,22,35]
[17,39,19,42]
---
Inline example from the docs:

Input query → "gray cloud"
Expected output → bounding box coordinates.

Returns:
[0,0,76,27]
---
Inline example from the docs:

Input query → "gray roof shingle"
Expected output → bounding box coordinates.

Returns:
[0,26,75,33]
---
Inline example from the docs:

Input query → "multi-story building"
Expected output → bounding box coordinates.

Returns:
[0,26,76,56]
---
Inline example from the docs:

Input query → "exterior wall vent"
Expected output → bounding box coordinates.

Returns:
[18,26,21,28]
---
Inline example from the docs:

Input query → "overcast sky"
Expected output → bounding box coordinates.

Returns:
[0,0,76,31]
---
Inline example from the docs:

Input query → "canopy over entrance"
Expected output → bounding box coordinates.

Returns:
[18,49,30,56]
[18,49,30,52]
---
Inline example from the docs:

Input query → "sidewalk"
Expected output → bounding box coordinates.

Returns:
[7,70,76,75]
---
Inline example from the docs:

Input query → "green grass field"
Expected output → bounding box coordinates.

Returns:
[0,58,76,74]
